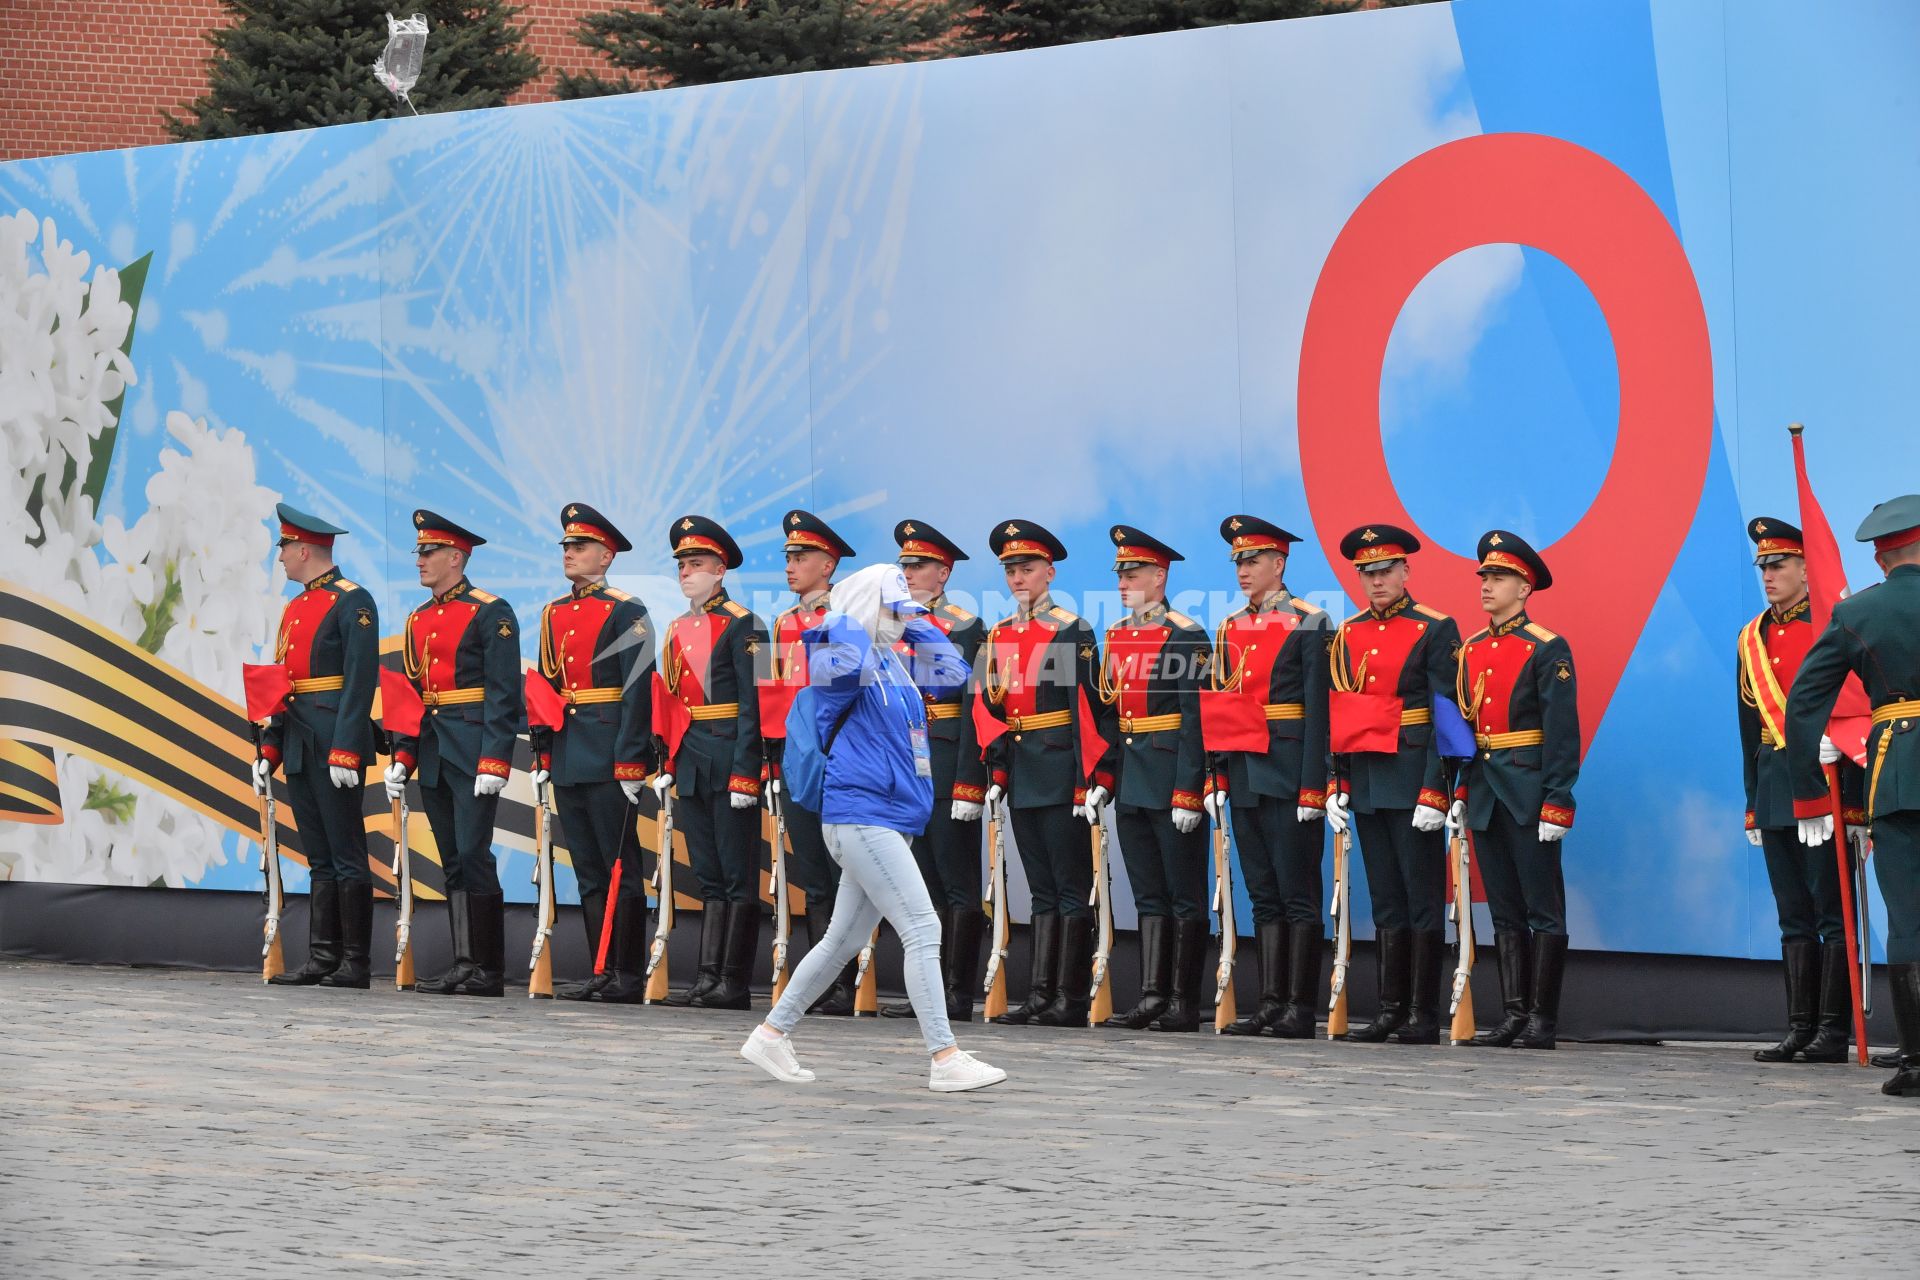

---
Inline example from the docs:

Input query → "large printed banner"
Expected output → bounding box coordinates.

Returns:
[2,0,1916,960]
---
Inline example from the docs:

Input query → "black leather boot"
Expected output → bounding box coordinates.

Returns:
[319,882,373,988]
[1512,931,1568,1048]
[1269,921,1323,1039]
[596,896,650,1003]
[1469,930,1533,1047]
[415,890,476,994]
[1753,938,1819,1062]
[992,912,1060,1025]
[695,901,758,1010]
[1881,963,1920,1097]
[1106,915,1174,1029]
[805,908,859,1016]
[1395,929,1445,1044]
[1799,941,1853,1063]
[1222,920,1285,1036]
[1871,1050,1904,1069]
[449,892,505,996]
[944,906,983,1023]
[1148,917,1208,1032]
[1035,914,1094,1026]
[663,900,726,1006]
[270,880,343,985]
[557,889,611,1001]
[1345,927,1411,1042]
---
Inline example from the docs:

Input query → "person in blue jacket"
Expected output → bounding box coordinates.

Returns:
[740,564,1008,1093]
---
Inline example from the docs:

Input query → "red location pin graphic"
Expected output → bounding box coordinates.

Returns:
[1298,132,1713,752]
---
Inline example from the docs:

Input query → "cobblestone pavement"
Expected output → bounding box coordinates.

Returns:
[1,960,1913,1278]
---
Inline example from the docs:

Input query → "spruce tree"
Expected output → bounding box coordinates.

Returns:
[164,1,540,140]
[959,0,1373,56]
[556,0,958,98]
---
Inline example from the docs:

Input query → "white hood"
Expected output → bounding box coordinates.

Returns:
[829,563,915,641]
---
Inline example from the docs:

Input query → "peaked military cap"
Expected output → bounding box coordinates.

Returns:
[669,514,744,569]
[989,519,1067,564]
[1746,516,1804,567]
[559,502,631,553]
[412,509,486,554]
[1476,529,1553,591]
[783,509,856,560]
[1219,514,1301,563]
[1109,524,1183,571]
[1856,495,1920,553]
[895,519,968,568]
[1339,523,1420,572]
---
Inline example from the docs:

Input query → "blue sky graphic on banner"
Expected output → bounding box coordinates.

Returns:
[2,0,1916,961]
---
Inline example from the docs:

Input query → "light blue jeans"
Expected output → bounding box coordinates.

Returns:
[765,822,954,1054]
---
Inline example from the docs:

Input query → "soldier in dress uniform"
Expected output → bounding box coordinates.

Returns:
[1786,495,1920,1098]
[1735,518,1866,1063]
[1325,524,1461,1045]
[256,504,380,988]
[1091,525,1213,1033]
[1207,516,1333,1039]
[655,515,769,1010]
[881,520,990,1022]
[1449,531,1579,1050]
[768,510,860,1016]
[383,511,524,998]
[528,504,656,1002]
[979,520,1105,1027]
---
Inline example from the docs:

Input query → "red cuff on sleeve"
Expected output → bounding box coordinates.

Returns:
[1416,788,1448,812]
[729,774,762,798]
[1171,790,1202,813]
[394,750,416,772]
[1793,796,1833,821]
[1843,806,1867,826]
[1297,788,1325,810]
[1744,810,1756,831]
[327,749,361,771]
[951,782,985,804]
[1212,772,1228,795]
[991,768,1008,790]
[1094,770,1115,792]
[477,757,511,779]
[1073,786,1087,807]
[536,751,550,772]
[260,744,282,769]
[1454,784,1469,803]
[1539,804,1575,829]
[614,762,646,781]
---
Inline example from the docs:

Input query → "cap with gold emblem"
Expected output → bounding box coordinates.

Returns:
[668,514,744,568]
[558,502,632,553]
[1218,514,1301,563]
[1475,529,1553,590]
[782,509,856,560]
[988,519,1067,564]
[894,519,968,568]
[1109,524,1183,571]
[412,509,486,554]
[1338,523,1420,573]
[275,502,348,548]
[1746,516,1804,567]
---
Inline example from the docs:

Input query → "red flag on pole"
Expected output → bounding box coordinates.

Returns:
[379,667,425,740]
[1076,687,1108,783]
[524,670,566,733]
[1198,685,1269,753]
[1789,424,1871,764]
[971,687,1008,758]
[241,663,291,723]
[652,670,691,759]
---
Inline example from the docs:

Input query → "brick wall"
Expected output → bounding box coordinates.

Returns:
[0,1,624,163]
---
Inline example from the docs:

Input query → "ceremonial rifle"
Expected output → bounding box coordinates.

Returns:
[252,725,284,984]
[1327,828,1351,1039]
[769,790,793,1004]
[1826,763,1870,1065]
[643,790,675,1003]
[982,799,1011,1020]
[1447,823,1477,1044]
[527,779,555,998]
[392,794,415,990]
[1212,815,1237,1032]
[1088,803,1114,1026]
[854,926,882,1015]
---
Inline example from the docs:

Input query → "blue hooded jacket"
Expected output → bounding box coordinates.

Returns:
[799,611,970,834]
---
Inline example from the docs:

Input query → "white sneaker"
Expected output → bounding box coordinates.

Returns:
[740,1030,816,1083]
[929,1048,1007,1093]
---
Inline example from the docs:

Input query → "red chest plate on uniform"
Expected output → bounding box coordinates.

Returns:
[549,596,617,691]
[775,605,826,683]
[276,589,337,679]
[992,617,1062,720]
[668,613,733,706]
[1106,624,1172,720]
[1340,613,1430,692]
[411,600,481,695]
[1764,619,1815,691]
[1460,631,1540,735]
[1222,611,1299,697]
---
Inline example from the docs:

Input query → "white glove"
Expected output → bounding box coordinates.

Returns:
[1818,735,1841,765]
[1847,824,1871,858]
[252,757,273,796]
[1411,804,1446,833]
[1324,792,1351,835]
[1798,813,1834,846]
[951,799,983,822]
[731,791,758,810]
[1203,789,1227,825]
[474,773,506,798]
[767,777,784,798]
[651,772,675,795]
[984,783,1005,808]
[1538,821,1569,843]
[1745,828,1764,847]
[1171,807,1202,835]
[1446,799,1467,835]
[1082,785,1110,825]
[529,767,550,790]
[618,779,643,805]
[329,765,358,790]
[1296,804,1324,823]
[383,761,409,801]
[1071,803,1087,821]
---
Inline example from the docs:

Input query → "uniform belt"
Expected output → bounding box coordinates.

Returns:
[1264,703,1305,721]
[288,676,343,694]
[1868,699,1920,820]
[1476,729,1543,750]
[1870,700,1920,726]
[1006,709,1071,732]
[924,701,962,720]
[1118,712,1183,734]
[687,702,739,721]
[421,687,484,707]
[562,687,622,706]
[1401,708,1432,726]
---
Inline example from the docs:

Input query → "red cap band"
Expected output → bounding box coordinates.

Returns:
[280,522,335,548]
[415,527,473,553]
[1874,526,1920,553]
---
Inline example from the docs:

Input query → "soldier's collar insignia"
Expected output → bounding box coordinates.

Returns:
[310,569,339,590]
[1492,612,1528,637]
[1372,593,1410,620]
[1775,597,1811,624]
